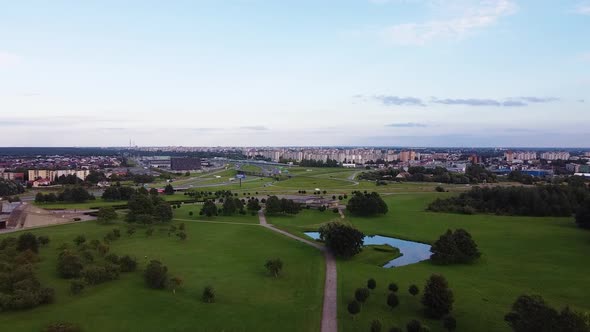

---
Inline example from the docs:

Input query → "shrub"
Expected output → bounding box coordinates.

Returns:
[371,319,382,332]
[388,282,399,292]
[346,191,388,216]
[119,255,137,272]
[202,286,215,303]
[355,288,370,305]
[17,233,39,253]
[406,320,422,332]
[176,231,187,240]
[105,253,119,264]
[367,278,376,290]
[347,300,361,319]
[57,251,84,279]
[265,258,283,277]
[97,206,117,224]
[387,293,400,310]
[409,284,419,296]
[443,316,457,332]
[37,235,50,246]
[83,263,120,285]
[421,274,454,319]
[144,260,168,289]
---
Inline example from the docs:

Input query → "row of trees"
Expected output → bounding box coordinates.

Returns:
[35,186,95,203]
[346,191,388,216]
[0,178,25,196]
[359,165,497,185]
[427,185,589,217]
[0,233,54,311]
[265,196,301,215]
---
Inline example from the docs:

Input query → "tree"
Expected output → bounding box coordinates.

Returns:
[57,251,83,279]
[35,192,45,203]
[346,191,388,216]
[247,198,261,212]
[222,197,238,215]
[202,286,215,303]
[575,199,590,229]
[558,306,590,332]
[430,229,480,265]
[421,274,454,319]
[347,300,361,319]
[406,320,423,332]
[389,328,402,332]
[202,200,218,217]
[388,282,398,292]
[387,293,399,310]
[409,284,419,296]
[355,288,370,306]
[154,202,173,222]
[119,255,137,272]
[144,260,168,289]
[265,195,282,214]
[443,316,457,332]
[17,233,39,253]
[37,235,50,246]
[371,319,382,332]
[505,295,559,332]
[127,227,136,237]
[176,231,187,240]
[265,258,283,277]
[164,184,174,195]
[367,278,376,290]
[97,207,118,224]
[318,221,364,258]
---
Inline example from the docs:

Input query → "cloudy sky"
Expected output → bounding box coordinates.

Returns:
[0,0,588,147]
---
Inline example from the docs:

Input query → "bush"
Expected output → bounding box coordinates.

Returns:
[42,322,81,332]
[318,221,364,258]
[265,258,283,277]
[430,229,481,265]
[83,263,120,285]
[421,274,454,319]
[105,253,119,264]
[355,288,370,305]
[57,251,84,279]
[97,206,117,224]
[367,278,376,290]
[435,186,445,192]
[387,292,399,310]
[119,255,137,272]
[409,284,419,296]
[37,235,50,246]
[70,280,85,295]
[388,282,399,292]
[371,319,382,332]
[347,300,361,319]
[202,285,215,303]
[144,260,168,289]
[17,233,39,253]
[443,316,457,331]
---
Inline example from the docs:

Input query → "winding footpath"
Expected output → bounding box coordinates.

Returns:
[258,211,338,332]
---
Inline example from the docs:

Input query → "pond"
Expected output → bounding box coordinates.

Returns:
[304,232,431,268]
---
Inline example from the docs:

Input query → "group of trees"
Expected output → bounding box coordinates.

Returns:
[0,178,25,197]
[346,191,388,216]
[430,229,481,265]
[346,275,456,331]
[101,186,140,201]
[428,185,589,217]
[505,294,590,332]
[318,221,364,258]
[359,165,496,185]
[35,186,95,203]
[0,233,55,311]
[126,192,173,224]
[297,159,340,168]
[264,196,301,215]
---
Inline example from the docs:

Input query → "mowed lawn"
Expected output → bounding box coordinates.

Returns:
[0,212,325,331]
[272,193,590,331]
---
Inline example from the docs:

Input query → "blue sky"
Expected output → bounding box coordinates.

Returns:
[0,0,588,147]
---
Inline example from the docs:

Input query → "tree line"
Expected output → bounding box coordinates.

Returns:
[359,165,497,185]
[0,178,24,197]
[35,186,95,203]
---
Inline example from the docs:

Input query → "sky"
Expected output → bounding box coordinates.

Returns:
[0,0,589,147]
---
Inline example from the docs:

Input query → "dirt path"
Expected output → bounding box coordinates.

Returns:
[258,211,338,332]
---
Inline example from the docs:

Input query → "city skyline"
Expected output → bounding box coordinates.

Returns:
[1,0,589,147]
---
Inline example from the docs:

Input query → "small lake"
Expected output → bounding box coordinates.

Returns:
[304,232,431,268]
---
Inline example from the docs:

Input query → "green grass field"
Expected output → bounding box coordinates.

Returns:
[270,193,590,331]
[0,212,324,331]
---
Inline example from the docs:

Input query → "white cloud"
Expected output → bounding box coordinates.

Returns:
[382,0,517,45]
[576,2,590,15]
[0,51,22,68]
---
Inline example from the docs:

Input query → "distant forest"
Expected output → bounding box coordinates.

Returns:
[428,185,589,217]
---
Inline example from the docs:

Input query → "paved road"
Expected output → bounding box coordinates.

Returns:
[258,211,337,332]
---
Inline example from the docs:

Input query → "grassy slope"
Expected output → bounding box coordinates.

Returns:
[0,213,324,331]
[271,193,590,332]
